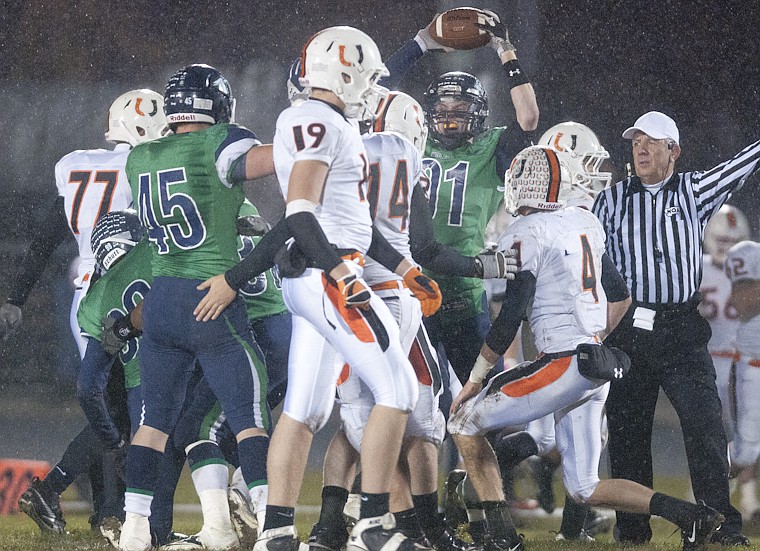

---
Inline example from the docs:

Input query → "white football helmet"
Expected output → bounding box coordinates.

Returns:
[105,89,169,146]
[704,205,751,265]
[372,91,428,154]
[539,122,611,203]
[300,26,389,119]
[504,146,572,216]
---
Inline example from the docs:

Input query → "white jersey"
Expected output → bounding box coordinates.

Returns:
[726,241,760,358]
[54,143,134,286]
[273,99,372,253]
[361,132,420,285]
[699,254,740,357]
[497,206,607,353]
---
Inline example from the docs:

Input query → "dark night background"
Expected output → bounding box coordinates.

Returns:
[0,0,758,472]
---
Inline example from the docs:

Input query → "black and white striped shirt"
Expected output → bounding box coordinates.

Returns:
[593,139,760,304]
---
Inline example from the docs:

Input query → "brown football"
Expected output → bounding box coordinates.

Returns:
[428,7,491,50]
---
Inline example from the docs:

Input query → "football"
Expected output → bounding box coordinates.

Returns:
[428,7,492,50]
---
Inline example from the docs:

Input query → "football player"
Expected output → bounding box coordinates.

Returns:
[699,205,749,438]
[724,240,760,521]
[117,64,275,551]
[0,89,168,352]
[308,91,515,551]
[378,10,538,386]
[448,145,725,551]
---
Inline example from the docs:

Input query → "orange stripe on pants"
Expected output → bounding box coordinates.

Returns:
[500,356,572,397]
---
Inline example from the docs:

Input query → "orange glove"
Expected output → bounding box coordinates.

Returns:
[336,273,372,310]
[403,266,442,317]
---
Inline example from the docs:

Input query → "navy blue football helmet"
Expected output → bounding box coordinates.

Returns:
[423,72,489,149]
[287,58,309,106]
[91,209,145,271]
[164,64,234,126]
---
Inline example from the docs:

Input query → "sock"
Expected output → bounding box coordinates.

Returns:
[317,486,349,531]
[558,495,588,538]
[469,520,487,545]
[47,426,104,494]
[360,492,389,519]
[412,492,445,539]
[231,467,248,495]
[238,436,269,489]
[649,492,700,529]
[124,445,163,516]
[187,441,229,493]
[741,480,758,512]
[394,507,423,538]
[263,505,295,531]
[482,501,519,544]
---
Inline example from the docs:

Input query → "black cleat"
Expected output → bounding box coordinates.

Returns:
[254,526,301,551]
[484,535,524,551]
[309,522,350,551]
[428,528,481,551]
[347,513,429,551]
[682,503,725,551]
[710,529,750,546]
[18,477,66,534]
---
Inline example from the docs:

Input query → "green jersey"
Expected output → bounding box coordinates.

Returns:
[422,127,505,323]
[127,123,260,279]
[77,240,152,389]
[237,201,287,322]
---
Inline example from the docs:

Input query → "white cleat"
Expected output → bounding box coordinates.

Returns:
[347,513,423,551]
[228,487,259,547]
[253,526,301,551]
[119,512,152,551]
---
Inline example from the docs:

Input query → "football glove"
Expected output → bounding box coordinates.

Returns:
[415,15,455,53]
[101,315,142,356]
[336,273,372,310]
[236,215,270,237]
[474,249,518,279]
[475,10,515,55]
[104,438,127,483]
[403,266,442,317]
[0,302,22,341]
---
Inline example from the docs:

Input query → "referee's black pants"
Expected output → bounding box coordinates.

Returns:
[605,303,741,541]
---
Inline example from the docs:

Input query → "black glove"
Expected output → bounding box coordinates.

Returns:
[101,315,142,356]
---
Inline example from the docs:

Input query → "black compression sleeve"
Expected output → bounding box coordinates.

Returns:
[8,197,69,306]
[224,217,291,291]
[367,226,405,273]
[485,271,536,356]
[408,185,477,277]
[287,211,344,273]
[494,124,535,177]
[601,253,630,303]
[378,39,424,90]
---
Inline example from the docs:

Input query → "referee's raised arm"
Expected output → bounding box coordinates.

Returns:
[595,110,759,546]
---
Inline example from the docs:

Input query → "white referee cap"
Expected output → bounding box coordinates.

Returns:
[622,111,679,144]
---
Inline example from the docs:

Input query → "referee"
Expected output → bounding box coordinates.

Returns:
[593,111,760,546]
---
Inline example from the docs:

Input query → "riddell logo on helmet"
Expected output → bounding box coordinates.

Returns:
[168,114,199,122]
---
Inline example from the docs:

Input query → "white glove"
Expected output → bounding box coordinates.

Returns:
[0,302,22,341]
[476,10,516,56]
[474,249,518,279]
[414,15,455,53]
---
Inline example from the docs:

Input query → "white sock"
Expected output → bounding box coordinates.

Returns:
[191,463,229,494]
[124,492,153,517]
[740,479,758,512]
[249,484,268,515]
[231,467,248,495]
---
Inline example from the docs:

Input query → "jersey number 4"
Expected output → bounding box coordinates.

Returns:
[137,168,207,254]
[367,161,409,231]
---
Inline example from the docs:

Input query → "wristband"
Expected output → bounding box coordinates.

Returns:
[469,354,495,384]
[503,59,529,89]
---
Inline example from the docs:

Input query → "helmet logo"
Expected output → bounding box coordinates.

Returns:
[134,98,159,117]
[338,44,364,67]
[727,210,737,228]
[551,132,577,152]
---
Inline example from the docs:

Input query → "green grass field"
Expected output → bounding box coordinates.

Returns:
[2,470,759,551]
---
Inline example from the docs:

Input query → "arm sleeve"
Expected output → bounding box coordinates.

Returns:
[484,270,536,356]
[495,124,536,177]
[224,217,291,290]
[287,211,344,273]
[601,253,630,303]
[77,340,121,448]
[8,196,69,306]
[409,184,477,276]
[367,226,405,273]
[378,40,424,90]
